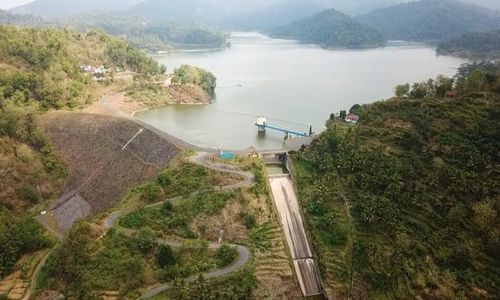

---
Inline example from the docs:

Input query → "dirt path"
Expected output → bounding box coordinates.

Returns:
[99,152,254,299]
[94,93,215,152]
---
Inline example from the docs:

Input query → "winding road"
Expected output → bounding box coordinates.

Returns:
[27,152,255,300]
[101,152,254,299]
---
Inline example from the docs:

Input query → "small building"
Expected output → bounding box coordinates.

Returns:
[345,113,359,124]
[80,64,109,81]
[219,151,235,160]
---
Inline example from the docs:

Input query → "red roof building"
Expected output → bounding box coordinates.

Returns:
[345,113,359,123]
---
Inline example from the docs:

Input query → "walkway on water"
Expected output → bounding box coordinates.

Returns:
[264,153,324,298]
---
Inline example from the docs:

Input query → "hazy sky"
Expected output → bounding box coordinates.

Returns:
[0,0,33,10]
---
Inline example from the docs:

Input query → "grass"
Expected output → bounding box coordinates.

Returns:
[120,190,239,239]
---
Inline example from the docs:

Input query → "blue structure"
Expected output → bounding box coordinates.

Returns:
[219,151,236,160]
[255,117,311,137]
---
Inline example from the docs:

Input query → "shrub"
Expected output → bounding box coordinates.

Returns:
[216,244,238,267]
[141,182,159,203]
[16,185,39,203]
[157,244,175,268]
[239,211,256,229]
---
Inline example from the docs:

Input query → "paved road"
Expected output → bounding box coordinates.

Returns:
[31,150,254,299]
[99,152,254,299]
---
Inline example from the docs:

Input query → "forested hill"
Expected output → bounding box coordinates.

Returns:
[0,10,228,51]
[437,30,500,59]
[357,0,500,41]
[268,8,385,49]
[0,25,162,208]
[293,64,500,298]
[0,26,163,110]
[9,0,143,17]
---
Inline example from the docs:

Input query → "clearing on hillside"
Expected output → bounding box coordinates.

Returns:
[41,112,179,230]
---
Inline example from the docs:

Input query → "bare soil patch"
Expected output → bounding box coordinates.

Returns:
[41,112,179,230]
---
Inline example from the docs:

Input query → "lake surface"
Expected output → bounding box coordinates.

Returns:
[136,32,467,150]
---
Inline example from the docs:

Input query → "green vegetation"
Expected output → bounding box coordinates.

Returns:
[215,244,238,267]
[394,62,500,99]
[125,81,172,106]
[66,13,228,51]
[437,30,500,59]
[0,26,163,110]
[358,0,500,41]
[154,268,257,300]
[120,190,238,238]
[42,222,236,297]
[172,65,217,95]
[0,9,228,52]
[294,66,500,298]
[269,8,385,49]
[132,161,241,201]
[0,209,52,277]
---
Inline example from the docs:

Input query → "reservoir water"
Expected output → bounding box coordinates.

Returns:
[136,32,467,150]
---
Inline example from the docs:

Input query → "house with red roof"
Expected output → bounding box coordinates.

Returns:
[345,113,359,124]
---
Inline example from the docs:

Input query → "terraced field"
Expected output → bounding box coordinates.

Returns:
[252,223,302,299]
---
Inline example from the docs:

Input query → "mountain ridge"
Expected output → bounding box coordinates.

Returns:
[358,0,500,41]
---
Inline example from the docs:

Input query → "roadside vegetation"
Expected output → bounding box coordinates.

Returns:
[36,222,238,298]
[120,191,239,239]
[293,64,500,298]
[0,25,168,297]
[0,209,53,278]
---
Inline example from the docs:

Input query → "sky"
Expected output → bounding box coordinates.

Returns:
[0,0,33,10]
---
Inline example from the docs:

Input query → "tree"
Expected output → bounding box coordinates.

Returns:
[141,182,159,203]
[157,244,175,268]
[132,227,157,255]
[409,82,428,98]
[340,110,347,119]
[394,83,410,97]
[435,75,454,97]
[216,244,238,267]
[349,104,362,114]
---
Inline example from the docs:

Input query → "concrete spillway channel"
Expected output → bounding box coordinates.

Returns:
[263,152,324,299]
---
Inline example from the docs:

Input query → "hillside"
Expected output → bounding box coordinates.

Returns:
[63,13,228,51]
[358,0,500,41]
[437,30,500,59]
[9,0,143,17]
[269,8,385,49]
[222,0,324,30]
[41,113,178,230]
[0,26,162,211]
[293,65,500,298]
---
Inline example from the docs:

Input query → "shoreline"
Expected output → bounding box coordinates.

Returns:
[86,92,314,153]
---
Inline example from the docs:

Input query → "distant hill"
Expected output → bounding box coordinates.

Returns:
[223,0,324,30]
[0,7,42,23]
[357,0,500,41]
[128,0,323,28]
[268,8,385,49]
[9,0,144,17]
[437,30,500,59]
[0,9,228,51]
